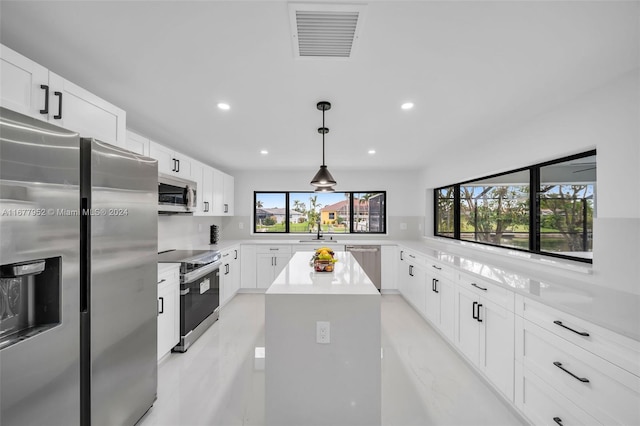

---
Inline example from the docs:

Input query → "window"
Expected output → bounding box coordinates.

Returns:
[538,154,595,260]
[460,170,530,250]
[254,191,386,234]
[434,151,595,263]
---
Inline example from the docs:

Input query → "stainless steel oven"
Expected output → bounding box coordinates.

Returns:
[158,250,221,352]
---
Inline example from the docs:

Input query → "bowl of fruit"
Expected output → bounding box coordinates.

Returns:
[311,247,338,272]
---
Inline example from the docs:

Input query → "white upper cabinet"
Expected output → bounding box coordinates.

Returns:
[148,140,192,179]
[125,130,150,156]
[190,161,214,216]
[0,44,48,117]
[213,169,234,216]
[1,44,126,147]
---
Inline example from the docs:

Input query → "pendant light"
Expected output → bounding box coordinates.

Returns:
[310,101,337,191]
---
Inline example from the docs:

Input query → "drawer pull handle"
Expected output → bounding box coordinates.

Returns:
[553,320,589,337]
[553,417,563,425]
[471,283,487,291]
[432,265,442,270]
[157,279,166,284]
[409,254,415,258]
[269,248,279,251]
[553,361,589,383]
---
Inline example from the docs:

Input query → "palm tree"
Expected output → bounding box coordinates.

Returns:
[256,199,264,228]
[360,193,373,231]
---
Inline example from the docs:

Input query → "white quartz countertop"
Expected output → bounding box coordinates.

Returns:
[266,251,380,296]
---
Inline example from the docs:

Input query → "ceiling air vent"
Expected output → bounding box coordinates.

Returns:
[289,3,367,58]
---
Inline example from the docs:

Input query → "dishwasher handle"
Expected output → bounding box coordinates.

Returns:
[345,246,379,252]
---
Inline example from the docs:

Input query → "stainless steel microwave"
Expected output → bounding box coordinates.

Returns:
[158,173,197,214]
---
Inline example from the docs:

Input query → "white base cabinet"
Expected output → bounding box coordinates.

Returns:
[455,274,515,401]
[157,264,180,360]
[256,246,291,289]
[515,296,640,426]
[1,44,126,147]
[220,246,240,306]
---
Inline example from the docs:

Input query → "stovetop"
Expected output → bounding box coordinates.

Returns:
[158,249,222,274]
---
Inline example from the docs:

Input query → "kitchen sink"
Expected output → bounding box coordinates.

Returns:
[298,239,340,244]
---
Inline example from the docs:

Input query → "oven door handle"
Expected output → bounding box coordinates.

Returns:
[181,260,222,283]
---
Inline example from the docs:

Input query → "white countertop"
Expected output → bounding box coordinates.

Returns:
[265,251,380,296]
[179,237,640,341]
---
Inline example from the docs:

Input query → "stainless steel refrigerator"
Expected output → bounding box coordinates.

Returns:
[0,107,158,426]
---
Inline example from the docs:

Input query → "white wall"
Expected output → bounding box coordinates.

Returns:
[221,169,423,240]
[158,215,222,252]
[419,70,640,294]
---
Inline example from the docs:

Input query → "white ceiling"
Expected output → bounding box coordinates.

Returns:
[0,1,637,174]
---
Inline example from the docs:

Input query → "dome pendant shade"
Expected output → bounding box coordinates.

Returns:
[315,185,335,193]
[310,101,337,188]
[310,165,336,187]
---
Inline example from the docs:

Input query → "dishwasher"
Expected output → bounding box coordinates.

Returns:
[345,245,381,291]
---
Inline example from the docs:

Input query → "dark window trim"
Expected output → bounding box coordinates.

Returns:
[434,150,596,264]
[254,191,387,234]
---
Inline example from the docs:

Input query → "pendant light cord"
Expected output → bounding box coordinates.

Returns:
[322,108,326,166]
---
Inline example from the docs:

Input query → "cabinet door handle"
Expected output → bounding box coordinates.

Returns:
[53,91,63,119]
[40,84,49,114]
[472,301,478,320]
[225,264,229,275]
[477,303,483,322]
[432,265,441,270]
[204,201,209,212]
[157,279,166,284]
[172,158,177,172]
[409,265,413,277]
[553,320,590,337]
[176,159,180,173]
[553,417,563,425]
[400,250,404,261]
[433,278,439,293]
[471,283,487,291]
[158,296,164,314]
[224,203,229,213]
[234,250,237,260]
[553,361,589,383]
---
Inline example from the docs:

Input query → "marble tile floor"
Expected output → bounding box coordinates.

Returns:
[138,294,525,426]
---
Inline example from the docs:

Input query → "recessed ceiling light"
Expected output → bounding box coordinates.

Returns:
[260,150,268,155]
[217,103,230,110]
[401,102,414,110]
[368,150,376,154]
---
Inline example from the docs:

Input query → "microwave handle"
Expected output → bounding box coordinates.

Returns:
[184,185,196,209]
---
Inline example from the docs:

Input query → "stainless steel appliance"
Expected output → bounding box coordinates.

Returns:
[158,173,196,214]
[157,249,222,352]
[345,245,382,291]
[0,107,158,426]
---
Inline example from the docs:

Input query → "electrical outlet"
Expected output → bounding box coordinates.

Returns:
[316,321,330,344]
[238,222,244,229]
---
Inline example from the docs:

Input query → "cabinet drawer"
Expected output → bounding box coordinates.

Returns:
[427,259,455,280]
[400,249,428,269]
[158,263,179,290]
[519,296,640,377]
[518,363,600,426]
[459,273,514,311]
[255,245,291,254]
[520,319,640,425]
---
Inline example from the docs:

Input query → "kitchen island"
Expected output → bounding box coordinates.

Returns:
[265,251,381,426]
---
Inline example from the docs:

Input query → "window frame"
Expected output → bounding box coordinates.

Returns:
[253,191,387,235]
[434,150,596,264]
